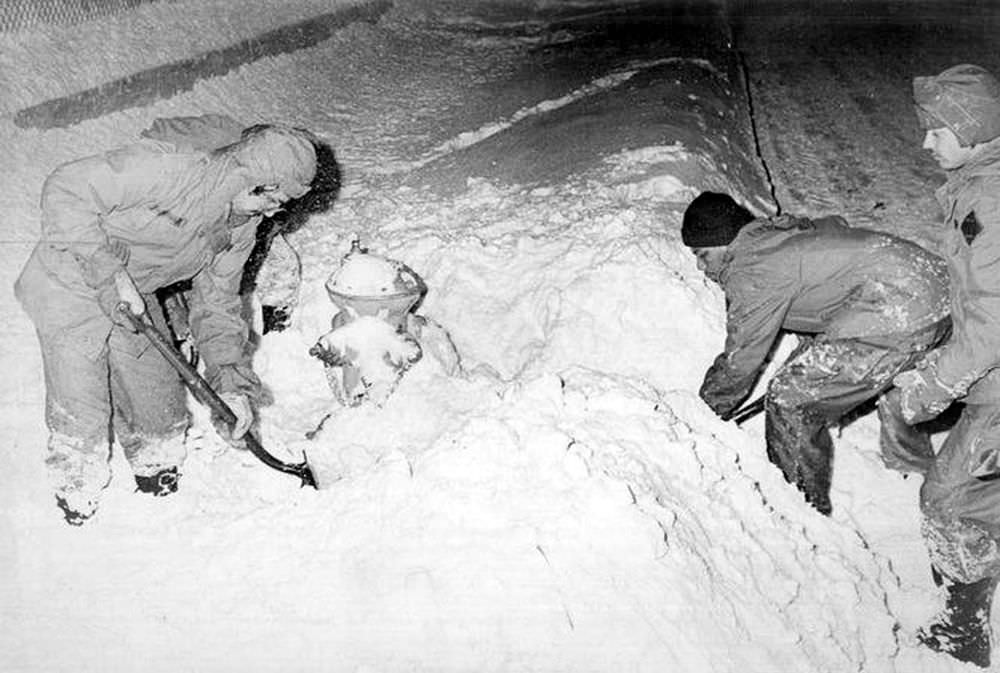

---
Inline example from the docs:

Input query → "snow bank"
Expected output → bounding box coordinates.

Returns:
[403,54,775,217]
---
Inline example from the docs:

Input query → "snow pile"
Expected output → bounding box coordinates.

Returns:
[256,365,901,672]
[247,158,930,670]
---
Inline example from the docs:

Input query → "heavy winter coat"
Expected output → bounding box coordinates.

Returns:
[16,140,264,398]
[932,137,1000,403]
[701,215,950,417]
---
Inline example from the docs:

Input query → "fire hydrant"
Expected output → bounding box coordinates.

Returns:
[309,240,427,407]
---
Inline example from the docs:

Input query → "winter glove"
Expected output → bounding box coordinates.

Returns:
[113,270,145,316]
[213,392,255,449]
[700,385,742,422]
[893,360,956,425]
[698,351,759,423]
[971,447,1000,479]
[97,270,146,330]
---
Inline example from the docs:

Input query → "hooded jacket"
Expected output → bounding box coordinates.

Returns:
[700,215,950,416]
[16,138,280,398]
[931,136,1000,402]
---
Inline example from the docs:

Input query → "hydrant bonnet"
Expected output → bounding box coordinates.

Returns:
[324,241,426,329]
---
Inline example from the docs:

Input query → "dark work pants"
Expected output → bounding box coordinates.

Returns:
[764,321,948,515]
[921,403,1000,583]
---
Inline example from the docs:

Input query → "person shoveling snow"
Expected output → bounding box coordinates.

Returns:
[14,123,318,525]
[682,191,951,516]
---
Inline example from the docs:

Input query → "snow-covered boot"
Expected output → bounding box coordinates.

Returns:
[918,567,997,668]
[54,492,99,526]
[125,431,186,496]
[46,437,110,526]
[134,467,180,497]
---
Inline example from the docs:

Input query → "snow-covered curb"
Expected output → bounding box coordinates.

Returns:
[0,0,387,119]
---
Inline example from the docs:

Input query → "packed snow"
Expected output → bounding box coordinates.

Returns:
[0,1,989,672]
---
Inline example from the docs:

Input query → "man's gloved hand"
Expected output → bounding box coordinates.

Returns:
[97,269,146,328]
[214,393,255,448]
[893,365,955,425]
[113,270,145,316]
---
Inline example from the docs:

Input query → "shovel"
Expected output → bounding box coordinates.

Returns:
[117,303,318,489]
[729,395,765,426]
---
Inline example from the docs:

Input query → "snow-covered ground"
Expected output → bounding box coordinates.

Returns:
[1,1,990,671]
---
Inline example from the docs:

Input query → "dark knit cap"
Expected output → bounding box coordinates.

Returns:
[681,192,756,248]
[913,64,1000,146]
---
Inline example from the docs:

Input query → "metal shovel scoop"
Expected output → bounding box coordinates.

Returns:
[117,303,318,489]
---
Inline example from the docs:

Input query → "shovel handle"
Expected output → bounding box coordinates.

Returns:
[116,303,317,488]
[729,396,766,426]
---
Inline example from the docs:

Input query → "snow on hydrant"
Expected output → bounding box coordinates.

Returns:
[309,239,458,407]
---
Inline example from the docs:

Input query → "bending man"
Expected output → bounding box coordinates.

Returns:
[683,191,950,515]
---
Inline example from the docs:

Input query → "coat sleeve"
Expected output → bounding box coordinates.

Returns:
[934,186,1000,392]
[700,268,794,417]
[188,217,263,400]
[39,148,153,287]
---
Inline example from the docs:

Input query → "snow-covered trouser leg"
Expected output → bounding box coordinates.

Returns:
[17,252,188,516]
[35,322,115,521]
[918,569,996,668]
[921,403,1000,584]
[920,426,1000,673]
[108,312,189,481]
[765,336,925,515]
[16,251,118,521]
[765,401,834,514]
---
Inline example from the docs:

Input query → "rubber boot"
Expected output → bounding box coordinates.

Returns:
[46,438,110,526]
[262,304,291,334]
[55,494,98,526]
[134,466,180,497]
[918,566,997,668]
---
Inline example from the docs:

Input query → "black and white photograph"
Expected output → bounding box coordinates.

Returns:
[2,0,1000,670]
